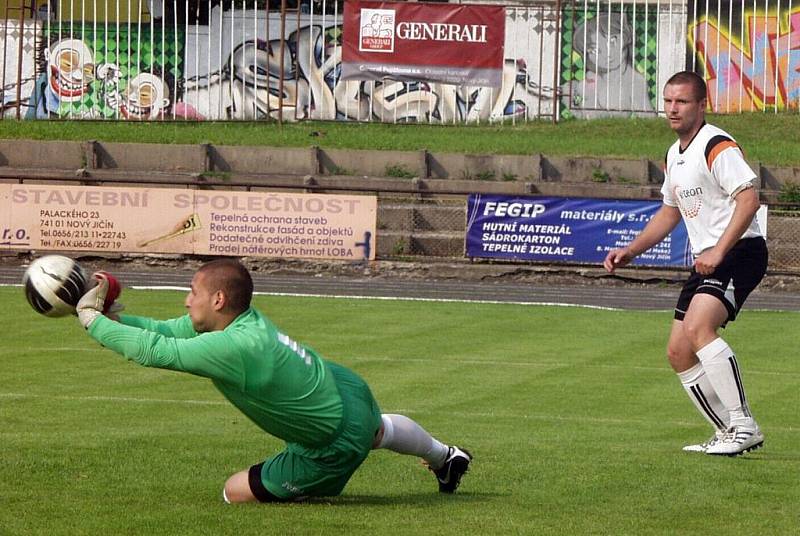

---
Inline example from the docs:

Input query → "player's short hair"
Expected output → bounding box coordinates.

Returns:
[197,259,253,315]
[665,71,707,101]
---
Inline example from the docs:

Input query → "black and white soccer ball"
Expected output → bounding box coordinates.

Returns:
[22,255,89,317]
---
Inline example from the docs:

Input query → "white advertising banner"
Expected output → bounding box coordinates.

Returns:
[0,184,377,261]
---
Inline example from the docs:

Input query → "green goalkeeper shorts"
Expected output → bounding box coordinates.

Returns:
[251,362,383,500]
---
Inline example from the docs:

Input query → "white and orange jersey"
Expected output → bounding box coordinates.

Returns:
[661,122,763,256]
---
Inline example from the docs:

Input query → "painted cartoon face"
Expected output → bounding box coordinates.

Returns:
[46,38,94,101]
[121,72,170,119]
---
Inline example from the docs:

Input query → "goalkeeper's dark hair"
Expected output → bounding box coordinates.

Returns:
[665,71,707,101]
[198,259,253,315]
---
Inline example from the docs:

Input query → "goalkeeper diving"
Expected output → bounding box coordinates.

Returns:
[76,259,472,502]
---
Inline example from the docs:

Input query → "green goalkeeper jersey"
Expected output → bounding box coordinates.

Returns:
[87,308,344,448]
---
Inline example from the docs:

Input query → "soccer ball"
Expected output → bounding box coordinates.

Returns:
[22,255,89,317]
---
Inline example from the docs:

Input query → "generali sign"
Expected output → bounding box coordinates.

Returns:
[342,0,505,87]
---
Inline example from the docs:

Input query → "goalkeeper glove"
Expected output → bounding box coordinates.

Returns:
[76,272,123,328]
[95,271,122,314]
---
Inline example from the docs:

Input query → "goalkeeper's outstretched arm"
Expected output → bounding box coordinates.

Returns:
[117,313,198,339]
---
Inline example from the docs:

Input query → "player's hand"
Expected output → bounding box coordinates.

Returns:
[603,248,634,273]
[76,272,122,328]
[694,248,724,275]
[95,271,122,314]
[105,301,125,322]
[77,274,109,329]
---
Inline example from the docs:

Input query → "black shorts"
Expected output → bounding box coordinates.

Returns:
[674,237,767,325]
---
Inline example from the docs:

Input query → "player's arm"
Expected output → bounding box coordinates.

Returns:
[76,278,245,384]
[694,141,760,274]
[117,313,198,339]
[84,272,195,339]
[87,315,245,385]
[603,204,682,273]
[694,184,759,274]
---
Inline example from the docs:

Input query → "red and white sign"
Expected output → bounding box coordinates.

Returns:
[359,8,396,52]
[342,0,505,87]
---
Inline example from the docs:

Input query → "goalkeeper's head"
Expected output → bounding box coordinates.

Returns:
[186,259,254,332]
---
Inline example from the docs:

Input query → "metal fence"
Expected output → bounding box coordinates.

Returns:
[688,0,800,113]
[2,0,798,121]
[765,210,800,272]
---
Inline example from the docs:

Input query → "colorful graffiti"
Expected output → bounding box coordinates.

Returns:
[178,11,556,123]
[560,5,658,118]
[3,3,687,122]
[691,7,800,112]
[3,7,560,122]
[19,23,184,119]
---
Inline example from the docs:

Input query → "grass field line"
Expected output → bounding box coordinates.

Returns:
[2,282,632,310]
[0,392,226,405]
[1,391,797,434]
[7,283,798,312]
[2,345,797,378]
[128,285,628,311]
[0,346,110,355]
[342,355,800,378]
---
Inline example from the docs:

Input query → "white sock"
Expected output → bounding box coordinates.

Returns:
[696,337,754,427]
[677,362,729,432]
[375,414,449,469]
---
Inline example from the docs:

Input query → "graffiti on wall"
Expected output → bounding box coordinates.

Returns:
[3,6,559,122]
[560,6,658,118]
[179,9,556,122]
[2,5,697,121]
[1,21,41,118]
[691,6,800,112]
[5,23,184,119]
[179,23,323,121]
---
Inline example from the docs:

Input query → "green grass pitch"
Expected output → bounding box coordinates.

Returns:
[1,286,798,535]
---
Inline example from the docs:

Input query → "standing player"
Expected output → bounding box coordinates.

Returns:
[75,259,471,501]
[603,71,767,456]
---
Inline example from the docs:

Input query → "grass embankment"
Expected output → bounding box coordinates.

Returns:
[1,113,798,166]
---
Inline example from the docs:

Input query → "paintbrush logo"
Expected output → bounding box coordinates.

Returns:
[137,213,201,247]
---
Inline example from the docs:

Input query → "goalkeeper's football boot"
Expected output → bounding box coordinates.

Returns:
[430,446,472,493]
[682,431,724,453]
[706,424,764,456]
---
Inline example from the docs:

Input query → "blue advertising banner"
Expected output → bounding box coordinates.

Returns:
[465,194,693,267]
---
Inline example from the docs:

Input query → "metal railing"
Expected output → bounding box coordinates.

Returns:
[377,196,800,273]
[4,1,796,122]
[689,0,800,113]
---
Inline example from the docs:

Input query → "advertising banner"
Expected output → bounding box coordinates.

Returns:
[0,184,376,261]
[466,194,693,267]
[341,0,505,87]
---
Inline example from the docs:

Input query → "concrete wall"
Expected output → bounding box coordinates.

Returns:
[1,140,796,201]
[2,140,798,270]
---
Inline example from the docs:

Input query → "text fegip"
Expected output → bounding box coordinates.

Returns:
[482,202,546,218]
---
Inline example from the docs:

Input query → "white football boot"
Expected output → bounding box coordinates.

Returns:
[682,430,725,453]
[705,425,764,456]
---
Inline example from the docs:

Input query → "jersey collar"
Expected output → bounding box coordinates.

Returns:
[678,121,707,154]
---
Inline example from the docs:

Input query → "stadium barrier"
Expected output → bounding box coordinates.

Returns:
[1,139,798,272]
